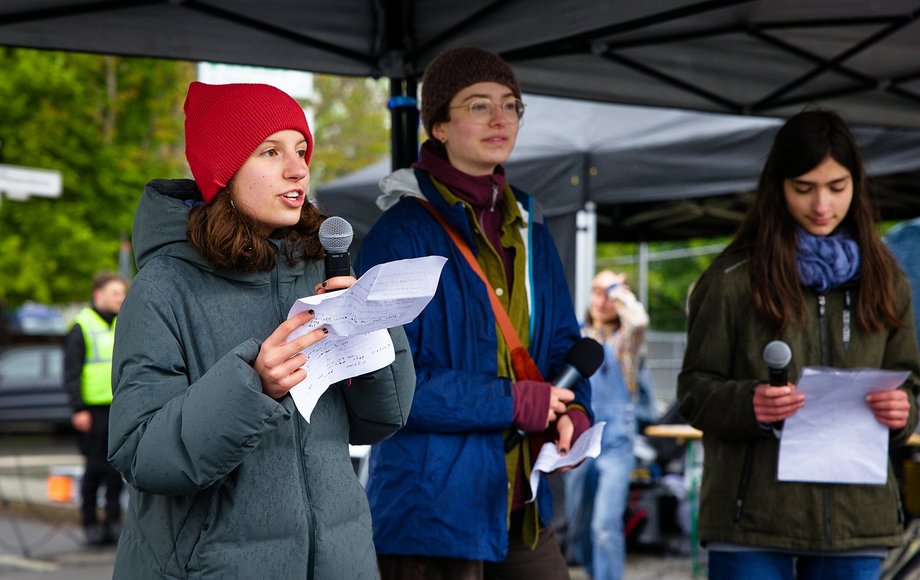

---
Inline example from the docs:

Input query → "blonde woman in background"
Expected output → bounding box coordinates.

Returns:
[565,270,649,580]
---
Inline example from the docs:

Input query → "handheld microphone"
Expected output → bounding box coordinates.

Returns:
[504,337,605,452]
[763,340,792,387]
[554,337,605,390]
[318,216,353,279]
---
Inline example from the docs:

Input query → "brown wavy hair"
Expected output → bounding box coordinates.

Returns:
[187,187,326,273]
[726,109,900,333]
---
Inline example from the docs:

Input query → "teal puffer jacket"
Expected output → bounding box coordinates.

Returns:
[108,179,415,579]
[678,245,920,552]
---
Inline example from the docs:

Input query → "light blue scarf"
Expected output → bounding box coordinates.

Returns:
[796,228,860,292]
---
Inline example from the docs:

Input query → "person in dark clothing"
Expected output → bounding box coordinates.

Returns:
[64,271,128,546]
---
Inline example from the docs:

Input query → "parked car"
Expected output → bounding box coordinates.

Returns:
[0,343,71,425]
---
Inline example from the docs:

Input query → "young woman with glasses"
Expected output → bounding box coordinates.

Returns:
[355,47,592,579]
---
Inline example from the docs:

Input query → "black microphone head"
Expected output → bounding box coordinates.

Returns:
[763,340,792,369]
[318,216,353,253]
[564,337,605,378]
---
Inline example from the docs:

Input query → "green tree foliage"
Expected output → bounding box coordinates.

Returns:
[0,57,392,308]
[0,49,194,306]
[308,74,389,191]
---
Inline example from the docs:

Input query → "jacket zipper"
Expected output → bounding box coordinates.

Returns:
[295,417,317,580]
[733,444,755,522]
[842,291,851,353]
[271,264,284,322]
[818,295,828,365]
[817,294,833,548]
[282,256,315,580]
[490,182,498,213]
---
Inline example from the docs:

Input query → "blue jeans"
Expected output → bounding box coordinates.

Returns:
[708,550,882,580]
[564,344,635,580]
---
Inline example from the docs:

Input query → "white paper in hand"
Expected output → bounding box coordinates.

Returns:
[528,421,606,502]
[778,366,909,484]
[288,255,447,337]
[284,255,446,421]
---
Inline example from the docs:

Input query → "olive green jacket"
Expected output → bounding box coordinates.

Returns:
[678,245,920,552]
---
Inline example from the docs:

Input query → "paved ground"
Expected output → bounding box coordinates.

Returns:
[0,432,699,579]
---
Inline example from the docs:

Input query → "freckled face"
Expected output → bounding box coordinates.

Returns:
[783,155,853,237]
[231,129,310,236]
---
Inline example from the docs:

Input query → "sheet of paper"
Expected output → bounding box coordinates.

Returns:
[284,256,446,421]
[778,366,909,484]
[528,422,606,503]
[287,329,395,422]
[288,255,447,337]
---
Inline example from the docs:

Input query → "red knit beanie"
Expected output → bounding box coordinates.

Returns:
[420,47,521,138]
[184,81,313,203]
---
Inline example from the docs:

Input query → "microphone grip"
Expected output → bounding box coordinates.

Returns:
[765,367,789,432]
[504,429,526,453]
[768,367,787,387]
[324,251,351,279]
[553,365,581,390]
[504,364,582,453]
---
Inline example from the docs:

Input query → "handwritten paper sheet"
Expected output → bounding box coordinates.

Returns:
[528,422,606,502]
[778,366,909,484]
[288,255,447,337]
[285,256,446,421]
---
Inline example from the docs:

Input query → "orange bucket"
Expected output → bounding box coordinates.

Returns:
[46,474,73,503]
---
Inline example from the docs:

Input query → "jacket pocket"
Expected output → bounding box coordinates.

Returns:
[733,443,756,522]
[164,483,222,578]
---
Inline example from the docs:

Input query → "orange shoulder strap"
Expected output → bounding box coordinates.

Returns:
[414,196,543,382]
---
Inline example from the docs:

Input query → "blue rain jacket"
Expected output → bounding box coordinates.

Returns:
[355,168,590,561]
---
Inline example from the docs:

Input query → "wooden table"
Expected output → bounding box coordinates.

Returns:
[644,424,702,442]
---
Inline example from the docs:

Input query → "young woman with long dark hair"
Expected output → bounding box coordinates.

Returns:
[678,109,920,580]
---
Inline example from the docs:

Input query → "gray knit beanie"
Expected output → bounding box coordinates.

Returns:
[420,47,521,138]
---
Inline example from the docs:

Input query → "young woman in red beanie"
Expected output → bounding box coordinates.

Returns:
[355,47,591,579]
[107,81,415,580]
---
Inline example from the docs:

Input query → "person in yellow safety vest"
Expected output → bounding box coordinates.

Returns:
[64,271,128,546]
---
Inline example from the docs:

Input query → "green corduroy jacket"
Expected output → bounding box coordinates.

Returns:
[678,244,920,552]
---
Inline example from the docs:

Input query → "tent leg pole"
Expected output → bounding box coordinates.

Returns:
[389,77,419,170]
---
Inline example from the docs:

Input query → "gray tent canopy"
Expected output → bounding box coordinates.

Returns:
[316,93,920,243]
[315,94,920,301]
[2,1,920,170]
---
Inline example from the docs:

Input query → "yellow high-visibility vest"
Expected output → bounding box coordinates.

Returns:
[72,308,117,405]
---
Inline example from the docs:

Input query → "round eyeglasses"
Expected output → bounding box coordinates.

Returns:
[450,98,525,125]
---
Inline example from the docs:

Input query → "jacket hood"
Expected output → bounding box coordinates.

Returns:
[133,179,213,273]
[376,168,423,212]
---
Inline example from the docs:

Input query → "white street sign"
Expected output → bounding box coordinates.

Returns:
[0,163,62,199]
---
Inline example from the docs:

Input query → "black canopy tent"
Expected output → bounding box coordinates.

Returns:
[4,1,919,303]
[1,0,919,173]
[5,0,920,303]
